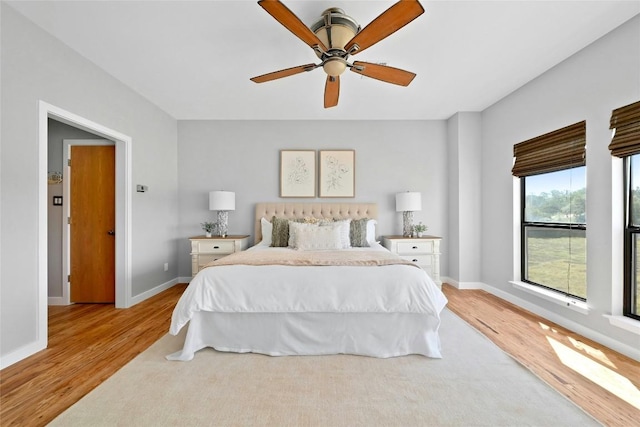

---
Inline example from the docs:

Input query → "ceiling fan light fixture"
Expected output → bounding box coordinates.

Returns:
[311,8,360,52]
[251,0,425,108]
[322,57,348,77]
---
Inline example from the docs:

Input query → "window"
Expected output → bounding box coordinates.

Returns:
[521,168,587,299]
[610,100,640,321]
[513,121,586,299]
[624,155,640,320]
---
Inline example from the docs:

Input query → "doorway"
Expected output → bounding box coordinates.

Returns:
[64,142,116,303]
[38,102,132,322]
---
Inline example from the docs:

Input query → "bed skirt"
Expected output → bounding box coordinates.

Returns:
[166,311,442,361]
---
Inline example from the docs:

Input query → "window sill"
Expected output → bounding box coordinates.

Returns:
[603,315,640,336]
[510,281,590,315]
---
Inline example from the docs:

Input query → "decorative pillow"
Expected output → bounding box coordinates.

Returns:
[270,216,291,247]
[302,216,320,224]
[350,218,370,247]
[288,221,318,248]
[270,217,312,247]
[294,225,345,251]
[331,219,352,249]
[258,217,272,246]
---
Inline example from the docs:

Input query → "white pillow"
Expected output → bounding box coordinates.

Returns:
[330,219,352,249]
[259,217,272,246]
[288,221,317,248]
[366,219,377,244]
[294,225,345,251]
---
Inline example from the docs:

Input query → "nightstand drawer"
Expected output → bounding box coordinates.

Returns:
[193,240,235,254]
[397,241,433,254]
[189,235,250,278]
[382,235,442,288]
[400,255,432,266]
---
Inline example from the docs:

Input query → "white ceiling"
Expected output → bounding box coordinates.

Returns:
[6,0,640,120]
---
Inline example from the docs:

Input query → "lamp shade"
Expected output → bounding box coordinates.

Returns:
[209,191,235,211]
[396,192,422,212]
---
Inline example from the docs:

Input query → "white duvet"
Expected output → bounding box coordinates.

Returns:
[170,243,447,334]
[168,243,448,359]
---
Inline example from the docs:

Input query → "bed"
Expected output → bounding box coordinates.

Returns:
[167,203,447,361]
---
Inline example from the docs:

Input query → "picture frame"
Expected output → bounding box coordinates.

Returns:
[319,150,355,198]
[280,150,316,198]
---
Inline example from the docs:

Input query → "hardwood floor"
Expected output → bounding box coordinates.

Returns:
[0,284,187,426]
[0,283,638,426]
[443,284,640,426]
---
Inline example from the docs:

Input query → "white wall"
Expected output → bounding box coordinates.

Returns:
[1,4,179,365]
[481,15,640,356]
[447,113,482,286]
[177,120,449,278]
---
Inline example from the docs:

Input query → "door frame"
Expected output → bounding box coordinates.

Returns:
[39,101,132,323]
[62,140,116,305]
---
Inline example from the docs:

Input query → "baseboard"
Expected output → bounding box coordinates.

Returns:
[178,276,193,284]
[47,296,67,306]
[0,339,46,370]
[130,278,181,306]
[442,277,483,290]
[478,282,640,361]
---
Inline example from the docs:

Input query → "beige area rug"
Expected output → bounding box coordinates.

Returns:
[50,309,600,426]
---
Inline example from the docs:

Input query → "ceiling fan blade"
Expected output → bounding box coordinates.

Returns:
[250,63,318,83]
[324,76,340,108]
[258,0,328,52]
[344,0,424,55]
[351,61,416,86]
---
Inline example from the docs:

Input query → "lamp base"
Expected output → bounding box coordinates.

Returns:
[402,211,414,237]
[217,211,228,238]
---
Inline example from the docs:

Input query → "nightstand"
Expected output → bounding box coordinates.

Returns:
[382,235,442,287]
[189,235,250,277]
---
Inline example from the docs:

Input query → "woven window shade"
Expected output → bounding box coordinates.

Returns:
[512,121,586,177]
[608,100,640,158]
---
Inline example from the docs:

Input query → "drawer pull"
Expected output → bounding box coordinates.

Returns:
[412,259,418,262]
[412,246,418,249]
[213,246,220,249]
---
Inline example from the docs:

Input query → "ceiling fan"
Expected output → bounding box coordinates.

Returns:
[250,0,424,108]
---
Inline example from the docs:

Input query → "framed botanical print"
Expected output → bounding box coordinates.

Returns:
[280,150,316,198]
[319,150,355,198]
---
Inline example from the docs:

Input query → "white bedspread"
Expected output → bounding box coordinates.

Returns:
[168,243,448,359]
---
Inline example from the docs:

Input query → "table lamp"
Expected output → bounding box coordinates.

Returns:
[396,191,421,237]
[209,191,235,237]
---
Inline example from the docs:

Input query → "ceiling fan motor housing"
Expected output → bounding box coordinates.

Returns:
[311,8,360,76]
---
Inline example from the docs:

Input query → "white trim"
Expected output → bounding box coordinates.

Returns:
[443,277,484,290]
[478,281,640,361]
[603,314,640,336]
[179,276,194,284]
[36,103,50,361]
[0,340,48,370]
[510,281,590,315]
[116,133,133,309]
[130,278,181,306]
[48,296,65,305]
[443,277,459,288]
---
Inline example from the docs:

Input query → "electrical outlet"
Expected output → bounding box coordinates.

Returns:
[164,262,169,271]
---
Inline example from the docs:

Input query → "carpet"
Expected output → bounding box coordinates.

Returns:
[50,309,600,426]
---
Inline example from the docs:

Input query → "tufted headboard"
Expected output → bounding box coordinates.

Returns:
[254,202,378,243]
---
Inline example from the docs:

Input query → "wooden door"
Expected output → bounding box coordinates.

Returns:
[70,145,115,303]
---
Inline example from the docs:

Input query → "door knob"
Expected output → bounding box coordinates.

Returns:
[107,230,115,236]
